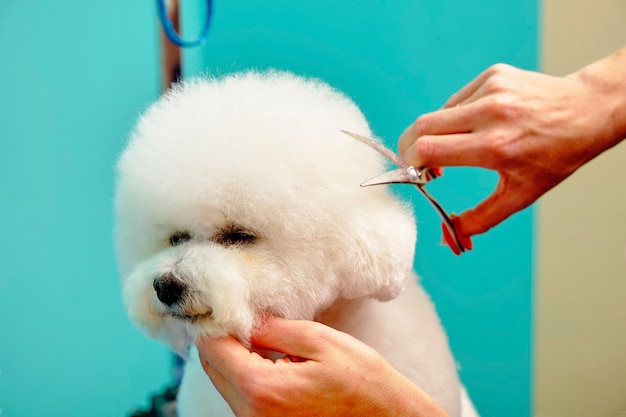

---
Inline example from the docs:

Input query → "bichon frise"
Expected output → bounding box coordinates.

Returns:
[114,71,478,417]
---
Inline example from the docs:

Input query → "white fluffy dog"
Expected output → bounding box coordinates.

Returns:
[115,71,477,417]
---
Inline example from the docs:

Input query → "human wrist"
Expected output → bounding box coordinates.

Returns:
[570,47,626,151]
[376,365,449,417]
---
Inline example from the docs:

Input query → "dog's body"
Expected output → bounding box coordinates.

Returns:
[115,71,477,417]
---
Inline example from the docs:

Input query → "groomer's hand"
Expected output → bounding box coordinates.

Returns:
[197,317,448,417]
[399,47,626,236]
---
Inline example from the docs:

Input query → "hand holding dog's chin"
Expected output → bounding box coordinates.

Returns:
[197,317,448,417]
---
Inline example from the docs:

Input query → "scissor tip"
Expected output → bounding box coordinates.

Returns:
[359,180,378,187]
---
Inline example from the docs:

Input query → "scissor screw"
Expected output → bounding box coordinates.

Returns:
[407,166,420,181]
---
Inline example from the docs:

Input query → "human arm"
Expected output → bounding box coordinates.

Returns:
[399,47,626,236]
[197,316,448,417]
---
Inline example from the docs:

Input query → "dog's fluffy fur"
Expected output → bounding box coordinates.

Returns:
[115,71,477,417]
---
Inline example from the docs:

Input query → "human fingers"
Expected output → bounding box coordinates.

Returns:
[198,336,259,381]
[252,317,369,362]
[400,132,496,168]
[442,65,498,108]
[197,336,264,416]
[398,106,476,156]
[455,176,532,236]
[198,348,238,404]
[443,63,522,108]
[251,317,349,361]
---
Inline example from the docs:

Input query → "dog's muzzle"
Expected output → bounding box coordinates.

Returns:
[153,272,187,306]
[153,272,214,321]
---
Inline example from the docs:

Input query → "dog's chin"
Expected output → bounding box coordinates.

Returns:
[151,313,224,357]
[150,301,256,351]
[167,308,214,323]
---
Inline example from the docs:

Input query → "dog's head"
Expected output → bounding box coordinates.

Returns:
[114,71,416,353]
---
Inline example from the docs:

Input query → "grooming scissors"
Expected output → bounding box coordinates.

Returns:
[341,130,472,255]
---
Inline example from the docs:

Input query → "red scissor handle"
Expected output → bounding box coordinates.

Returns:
[441,215,473,255]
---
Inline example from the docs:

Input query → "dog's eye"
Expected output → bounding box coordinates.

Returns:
[169,231,191,247]
[215,230,257,246]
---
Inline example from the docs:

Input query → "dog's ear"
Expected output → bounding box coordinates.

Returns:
[338,193,417,301]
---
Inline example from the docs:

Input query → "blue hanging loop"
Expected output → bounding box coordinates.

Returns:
[156,0,212,48]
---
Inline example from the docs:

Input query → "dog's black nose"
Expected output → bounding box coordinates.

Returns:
[153,273,186,306]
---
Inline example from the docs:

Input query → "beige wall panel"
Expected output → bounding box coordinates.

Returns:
[538,1,626,416]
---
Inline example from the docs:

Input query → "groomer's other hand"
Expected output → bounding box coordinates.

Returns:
[399,48,626,236]
[197,317,448,417]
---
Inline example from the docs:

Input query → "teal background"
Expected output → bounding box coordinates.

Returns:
[0,1,536,416]
[0,2,171,417]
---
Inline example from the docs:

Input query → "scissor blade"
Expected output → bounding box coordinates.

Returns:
[340,130,407,168]
[341,130,471,254]
[360,167,428,187]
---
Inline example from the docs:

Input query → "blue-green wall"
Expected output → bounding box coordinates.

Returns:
[183,2,537,416]
[0,2,170,416]
[0,1,536,416]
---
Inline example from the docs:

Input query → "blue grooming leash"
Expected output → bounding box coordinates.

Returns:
[156,0,212,48]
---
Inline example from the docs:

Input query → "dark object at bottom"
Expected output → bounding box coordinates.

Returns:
[128,384,179,417]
